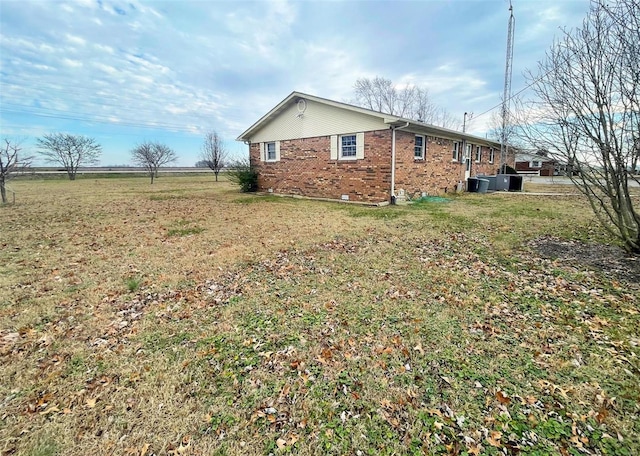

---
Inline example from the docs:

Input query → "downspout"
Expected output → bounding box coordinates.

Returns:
[244,140,251,162]
[390,122,410,204]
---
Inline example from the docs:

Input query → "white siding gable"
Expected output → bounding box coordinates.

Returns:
[251,98,387,143]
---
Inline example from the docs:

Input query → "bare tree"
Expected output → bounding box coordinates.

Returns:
[518,0,639,253]
[486,109,521,172]
[200,131,228,182]
[432,107,461,131]
[352,76,460,128]
[1,139,32,204]
[131,141,178,184]
[36,133,102,180]
[353,76,401,114]
[411,87,438,123]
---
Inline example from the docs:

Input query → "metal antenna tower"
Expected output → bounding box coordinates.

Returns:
[500,1,515,173]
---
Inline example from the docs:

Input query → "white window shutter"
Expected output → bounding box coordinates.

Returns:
[356,132,365,159]
[330,135,338,160]
[275,141,281,161]
[259,142,265,161]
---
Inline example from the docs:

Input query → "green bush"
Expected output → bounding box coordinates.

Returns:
[227,159,258,192]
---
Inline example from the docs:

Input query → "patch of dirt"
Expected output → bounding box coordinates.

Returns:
[530,236,640,284]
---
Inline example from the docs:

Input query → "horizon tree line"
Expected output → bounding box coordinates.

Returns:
[0,130,230,193]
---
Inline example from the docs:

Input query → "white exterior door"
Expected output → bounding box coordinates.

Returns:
[464,143,472,180]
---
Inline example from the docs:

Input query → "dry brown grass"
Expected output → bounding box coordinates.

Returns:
[1,177,371,455]
[1,176,638,456]
[522,182,580,194]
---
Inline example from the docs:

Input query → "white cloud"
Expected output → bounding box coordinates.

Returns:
[65,34,86,46]
[398,64,487,100]
[62,58,83,68]
[93,44,115,55]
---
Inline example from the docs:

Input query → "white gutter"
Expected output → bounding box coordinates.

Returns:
[390,121,410,204]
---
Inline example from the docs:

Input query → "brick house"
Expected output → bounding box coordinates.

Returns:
[515,152,557,176]
[237,92,507,204]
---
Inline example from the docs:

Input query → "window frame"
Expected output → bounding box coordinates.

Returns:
[265,142,277,161]
[475,145,482,163]
[340,134,357,158]
[489,148,495,164]
[531,160,542,168]
[452,141,460,162]
[331,133,364,160]
[414,135,425,160]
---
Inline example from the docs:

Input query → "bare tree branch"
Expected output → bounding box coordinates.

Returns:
[131,141,178,184]
[352,76,461,128]
[200,131,228,182]
[36,133,102,180]
[1,138,33,204]
[516,0,640,253]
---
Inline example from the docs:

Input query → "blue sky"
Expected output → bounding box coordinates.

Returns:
[0,0,591,166]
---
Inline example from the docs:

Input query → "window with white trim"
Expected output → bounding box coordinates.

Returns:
[531,160,542,168]
[260,141,280,162]
[266,142,276,161]
[489,148,495,163]
[452,142,460,161]
[341,135,357,157]
[414,135,425,159]
[475,145,482,162]
[331,133,364,160]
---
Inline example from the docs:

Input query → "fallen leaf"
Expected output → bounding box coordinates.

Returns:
[596,407,608,423]
[487,430,502,447]
[86,398,97,408]
[496,390,511,405]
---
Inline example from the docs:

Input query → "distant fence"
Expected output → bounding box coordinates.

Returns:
[24,167,227,174]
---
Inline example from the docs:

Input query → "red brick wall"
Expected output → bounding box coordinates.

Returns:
[393,135,510,196]
[474,145,502,176]
[250,130,393,203]
[394,131,466,197]
[249,131,508,202]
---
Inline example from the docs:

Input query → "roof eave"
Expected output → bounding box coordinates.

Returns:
[236,91,302,142]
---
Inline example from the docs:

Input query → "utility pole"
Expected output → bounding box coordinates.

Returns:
[500,1,515,173]
[463,112,473,133]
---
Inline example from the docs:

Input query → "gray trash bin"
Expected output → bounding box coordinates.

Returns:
[478,179,490,193]
[478,175,497,191]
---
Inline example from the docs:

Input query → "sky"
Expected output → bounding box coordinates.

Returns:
[0,0,592,167]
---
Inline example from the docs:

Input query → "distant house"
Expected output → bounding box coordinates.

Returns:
[515,152,560,176]
[237,92,509,204]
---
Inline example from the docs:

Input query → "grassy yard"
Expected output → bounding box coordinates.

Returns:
[1,176,638,456]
